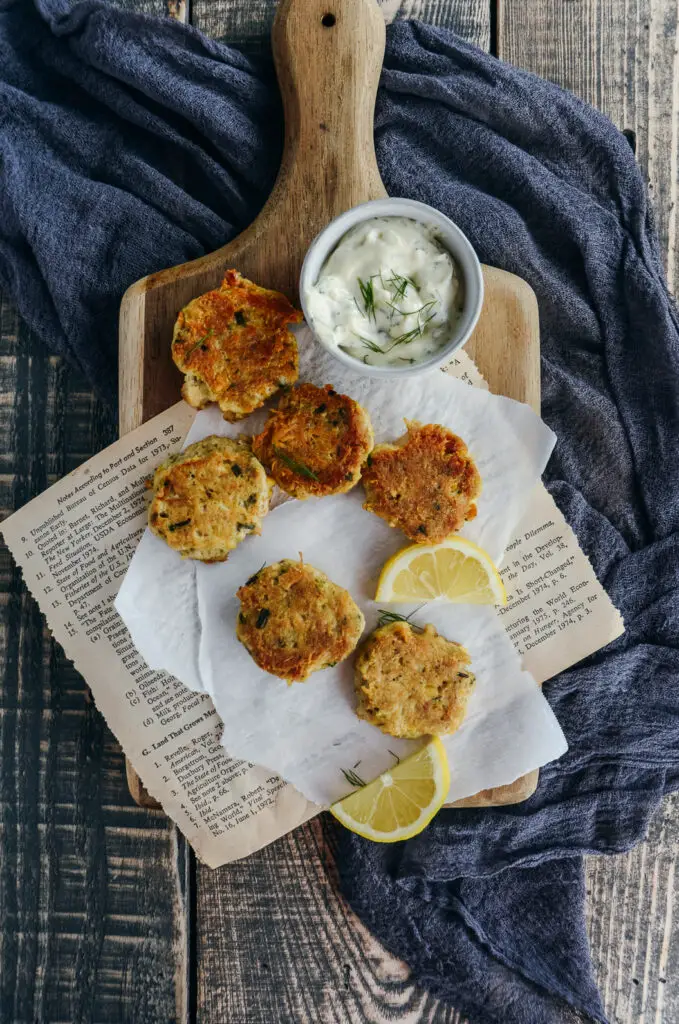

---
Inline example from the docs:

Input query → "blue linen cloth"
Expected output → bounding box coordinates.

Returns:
[3,2,679,1021]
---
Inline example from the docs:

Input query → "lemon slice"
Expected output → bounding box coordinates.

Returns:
[375,536,506,605]
[330,738,450,842]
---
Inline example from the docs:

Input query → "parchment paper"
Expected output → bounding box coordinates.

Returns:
[116,334,567,805]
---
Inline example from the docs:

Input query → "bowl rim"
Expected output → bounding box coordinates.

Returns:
[299,197,484,378]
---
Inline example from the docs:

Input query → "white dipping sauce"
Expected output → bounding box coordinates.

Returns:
[304,217,464,368]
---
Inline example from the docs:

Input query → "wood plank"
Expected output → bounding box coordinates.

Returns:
[498,0,679,293]
[197,817,466,1024]
[192,0,490,50]
[585,792,679,1024]
[499,3,679,1022]
[0,301,190,1020]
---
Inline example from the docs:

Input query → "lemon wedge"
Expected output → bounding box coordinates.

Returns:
[330,738,450,842]
[375,536,506,605]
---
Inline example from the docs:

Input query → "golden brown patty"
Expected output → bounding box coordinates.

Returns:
[362,420,481,543]
[252,383,374,499]
[355,620,475,739]
[236,559,365,683]
[172,270,302,421]
[148,435,271,561]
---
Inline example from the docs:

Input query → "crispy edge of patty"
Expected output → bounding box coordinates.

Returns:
[172,269,302,421]
[252,383,374,499]
[354,620,475,738]
[148,435,271,561]
[236,559,365,683]
[361,419,482,543]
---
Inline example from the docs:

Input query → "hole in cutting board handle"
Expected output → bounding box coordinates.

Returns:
[321,12,336,26]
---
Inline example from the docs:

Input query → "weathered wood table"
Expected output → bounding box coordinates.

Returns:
[1,1,678,1021]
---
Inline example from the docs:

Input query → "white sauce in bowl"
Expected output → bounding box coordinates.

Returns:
[303,216,464,368]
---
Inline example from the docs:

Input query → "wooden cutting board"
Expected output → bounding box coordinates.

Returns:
[119,0,541,810]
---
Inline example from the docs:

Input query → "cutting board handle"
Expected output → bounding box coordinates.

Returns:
[270,0,387,218]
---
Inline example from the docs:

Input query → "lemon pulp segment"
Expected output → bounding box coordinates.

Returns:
[330,738,450,842]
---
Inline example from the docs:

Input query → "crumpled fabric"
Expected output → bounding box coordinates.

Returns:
[3,3,679,1022]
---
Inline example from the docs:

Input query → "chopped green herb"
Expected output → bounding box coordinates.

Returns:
[376,608,426,632]
[357,277,376,320]
[168,519,191,532]
[273,446,319,481]
[388,749,401,765]
[408,300,437,318]
[383,299,406,317]
[314,404,327,414]
[234,310,247,326]
[351,332,384,354]
[246,563,266,585]
[231,464,242,476]
[386,271,412,302]
[237,522,255,531]
[341,767,367,788]
[256,609,270,629]
[184,329,214,359]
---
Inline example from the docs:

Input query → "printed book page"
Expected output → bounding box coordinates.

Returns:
[1,402,317,868]
[1,353,623,867]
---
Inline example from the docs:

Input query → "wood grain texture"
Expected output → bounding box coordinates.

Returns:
[120,0,387,429]
[586,793,679,1024]
[197,816,589,1024]
[0,295,190,1022]
[197,816,466,1024]
[500,3,679,1022]
[499,0,679,294]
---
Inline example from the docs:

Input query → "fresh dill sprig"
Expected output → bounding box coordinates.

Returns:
[273,446,319,481]
[341,766,367,788]
[383,299,406,317]
[184,328,214,359]
[408,300,437,318]
[351,332,385,354]
[386,271,412,302]
[350,272,439,360]
[357,277,376,320]
[386,325,424,348]
[388,311,437,349]
[376,608,426,631]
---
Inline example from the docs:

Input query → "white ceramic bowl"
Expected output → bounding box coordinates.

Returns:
[299,197,484,377]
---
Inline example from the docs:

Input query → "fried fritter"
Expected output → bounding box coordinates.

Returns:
[236,559,365,683]
[355,620,475,739]
[252,383,374,499]
[172,270,302,421]
[362,420,481,543]
[148,435,271,562]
